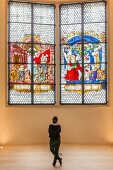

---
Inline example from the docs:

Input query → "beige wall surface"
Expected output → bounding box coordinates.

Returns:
[0,0,113,145]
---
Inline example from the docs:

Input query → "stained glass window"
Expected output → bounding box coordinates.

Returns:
[60,2,107,104]
[8,1,55,104]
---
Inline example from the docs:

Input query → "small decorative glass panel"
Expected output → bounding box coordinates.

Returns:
[60,2,107,104]
[8,1,55,104]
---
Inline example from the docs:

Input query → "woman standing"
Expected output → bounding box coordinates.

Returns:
[48,116,62,167]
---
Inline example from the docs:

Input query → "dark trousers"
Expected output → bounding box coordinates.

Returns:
[50,138,61,163]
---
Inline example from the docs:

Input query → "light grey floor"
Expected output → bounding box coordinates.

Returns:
[0,145,113,170]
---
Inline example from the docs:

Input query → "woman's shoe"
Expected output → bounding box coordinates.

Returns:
[52,160,56,167]
[59,158,62,166]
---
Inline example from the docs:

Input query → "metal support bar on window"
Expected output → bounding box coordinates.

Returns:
[8,0,55,5]
[59,5,61,104]
[31,3,34,104]
[105,1,108,103]
[59,1,106,6]
[81,3,84,104]
[8,2,11,104]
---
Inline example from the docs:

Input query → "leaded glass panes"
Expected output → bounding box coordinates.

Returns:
[60,4,82,24]
[9,85,31,104]
[33,4,54,24]
[8,1,55,104]
[60,2,107,104]
[9,43,32,63]
[10,2,31,23]
[61,85,82,104]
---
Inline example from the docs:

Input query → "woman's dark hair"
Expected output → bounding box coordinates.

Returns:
[52,116,58,124]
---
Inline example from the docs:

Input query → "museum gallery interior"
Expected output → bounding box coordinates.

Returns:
[0,0,113,169]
